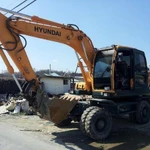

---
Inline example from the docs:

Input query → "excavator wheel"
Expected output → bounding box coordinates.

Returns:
[85,107,112,141]
[80,106,99,135]
[129,100,150,124]
[136,100,150,124]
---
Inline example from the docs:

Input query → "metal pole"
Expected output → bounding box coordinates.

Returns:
[81,41,88,61]
[0,7,31,19]
[49,64,51,75]
[74,51,80,62]
[12,74,23,92]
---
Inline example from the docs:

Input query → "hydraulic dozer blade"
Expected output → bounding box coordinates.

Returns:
[35,89,81,124]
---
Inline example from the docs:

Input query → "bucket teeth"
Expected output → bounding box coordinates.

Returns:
[60,94,81,101]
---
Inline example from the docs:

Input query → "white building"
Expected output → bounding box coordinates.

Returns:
[40,73,71,95]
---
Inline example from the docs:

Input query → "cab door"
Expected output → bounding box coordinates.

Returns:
[134,51,148,90]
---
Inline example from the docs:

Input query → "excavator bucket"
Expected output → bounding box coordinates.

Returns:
[35,89,81,124]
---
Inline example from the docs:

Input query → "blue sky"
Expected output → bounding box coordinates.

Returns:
[0,0,150,73]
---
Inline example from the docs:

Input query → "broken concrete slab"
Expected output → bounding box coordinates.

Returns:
[0,105,9,114]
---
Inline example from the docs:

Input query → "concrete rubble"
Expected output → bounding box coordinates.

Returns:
[0,95,33,115]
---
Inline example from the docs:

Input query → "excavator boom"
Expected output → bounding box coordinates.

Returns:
[0,8,96,124]
[0,8,95,90]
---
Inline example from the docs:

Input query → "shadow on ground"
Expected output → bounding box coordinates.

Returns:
[50,117,150,150]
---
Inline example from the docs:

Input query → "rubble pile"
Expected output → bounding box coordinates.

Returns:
[0,96,34,115]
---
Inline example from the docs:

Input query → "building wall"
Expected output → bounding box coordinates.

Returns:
[40,77,70,95]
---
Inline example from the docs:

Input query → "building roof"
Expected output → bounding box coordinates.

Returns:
[46,73,60,77]
[42,73,71,79]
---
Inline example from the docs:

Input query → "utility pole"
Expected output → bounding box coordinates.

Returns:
[49,64,51,75]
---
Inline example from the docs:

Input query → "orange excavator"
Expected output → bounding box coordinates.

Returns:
[0,8,150,141]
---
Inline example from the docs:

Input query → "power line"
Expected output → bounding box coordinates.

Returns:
[4,0,37,16]
[4,0,22,8]
[16,0,36,13]
[5,0,27,15]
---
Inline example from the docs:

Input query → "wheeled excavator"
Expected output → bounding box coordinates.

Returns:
[0,7,150,141]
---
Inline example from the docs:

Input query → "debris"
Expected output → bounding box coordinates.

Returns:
[13,103,21,114]
[0,96,31,115]
[21,99,29,112]
[5,98,16,111]
[0,105,9,114]
[20,129,42,132]
[26,107,35,115]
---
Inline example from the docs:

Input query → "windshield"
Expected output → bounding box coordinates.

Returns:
[93,49,114,89]
[94,50,114,78]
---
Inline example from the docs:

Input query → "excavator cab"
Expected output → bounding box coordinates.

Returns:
[92,45,149,99]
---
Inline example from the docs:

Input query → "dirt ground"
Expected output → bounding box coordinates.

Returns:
[1,114,150,150]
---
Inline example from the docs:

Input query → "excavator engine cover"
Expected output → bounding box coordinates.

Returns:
[35,89,81,124]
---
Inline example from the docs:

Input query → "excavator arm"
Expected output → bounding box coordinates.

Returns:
[0,8,96,124]
[0,8,96,91]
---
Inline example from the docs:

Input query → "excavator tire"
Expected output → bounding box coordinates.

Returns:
[85,107,112,141]
[80,106,99,135]
[136,100,150,124]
